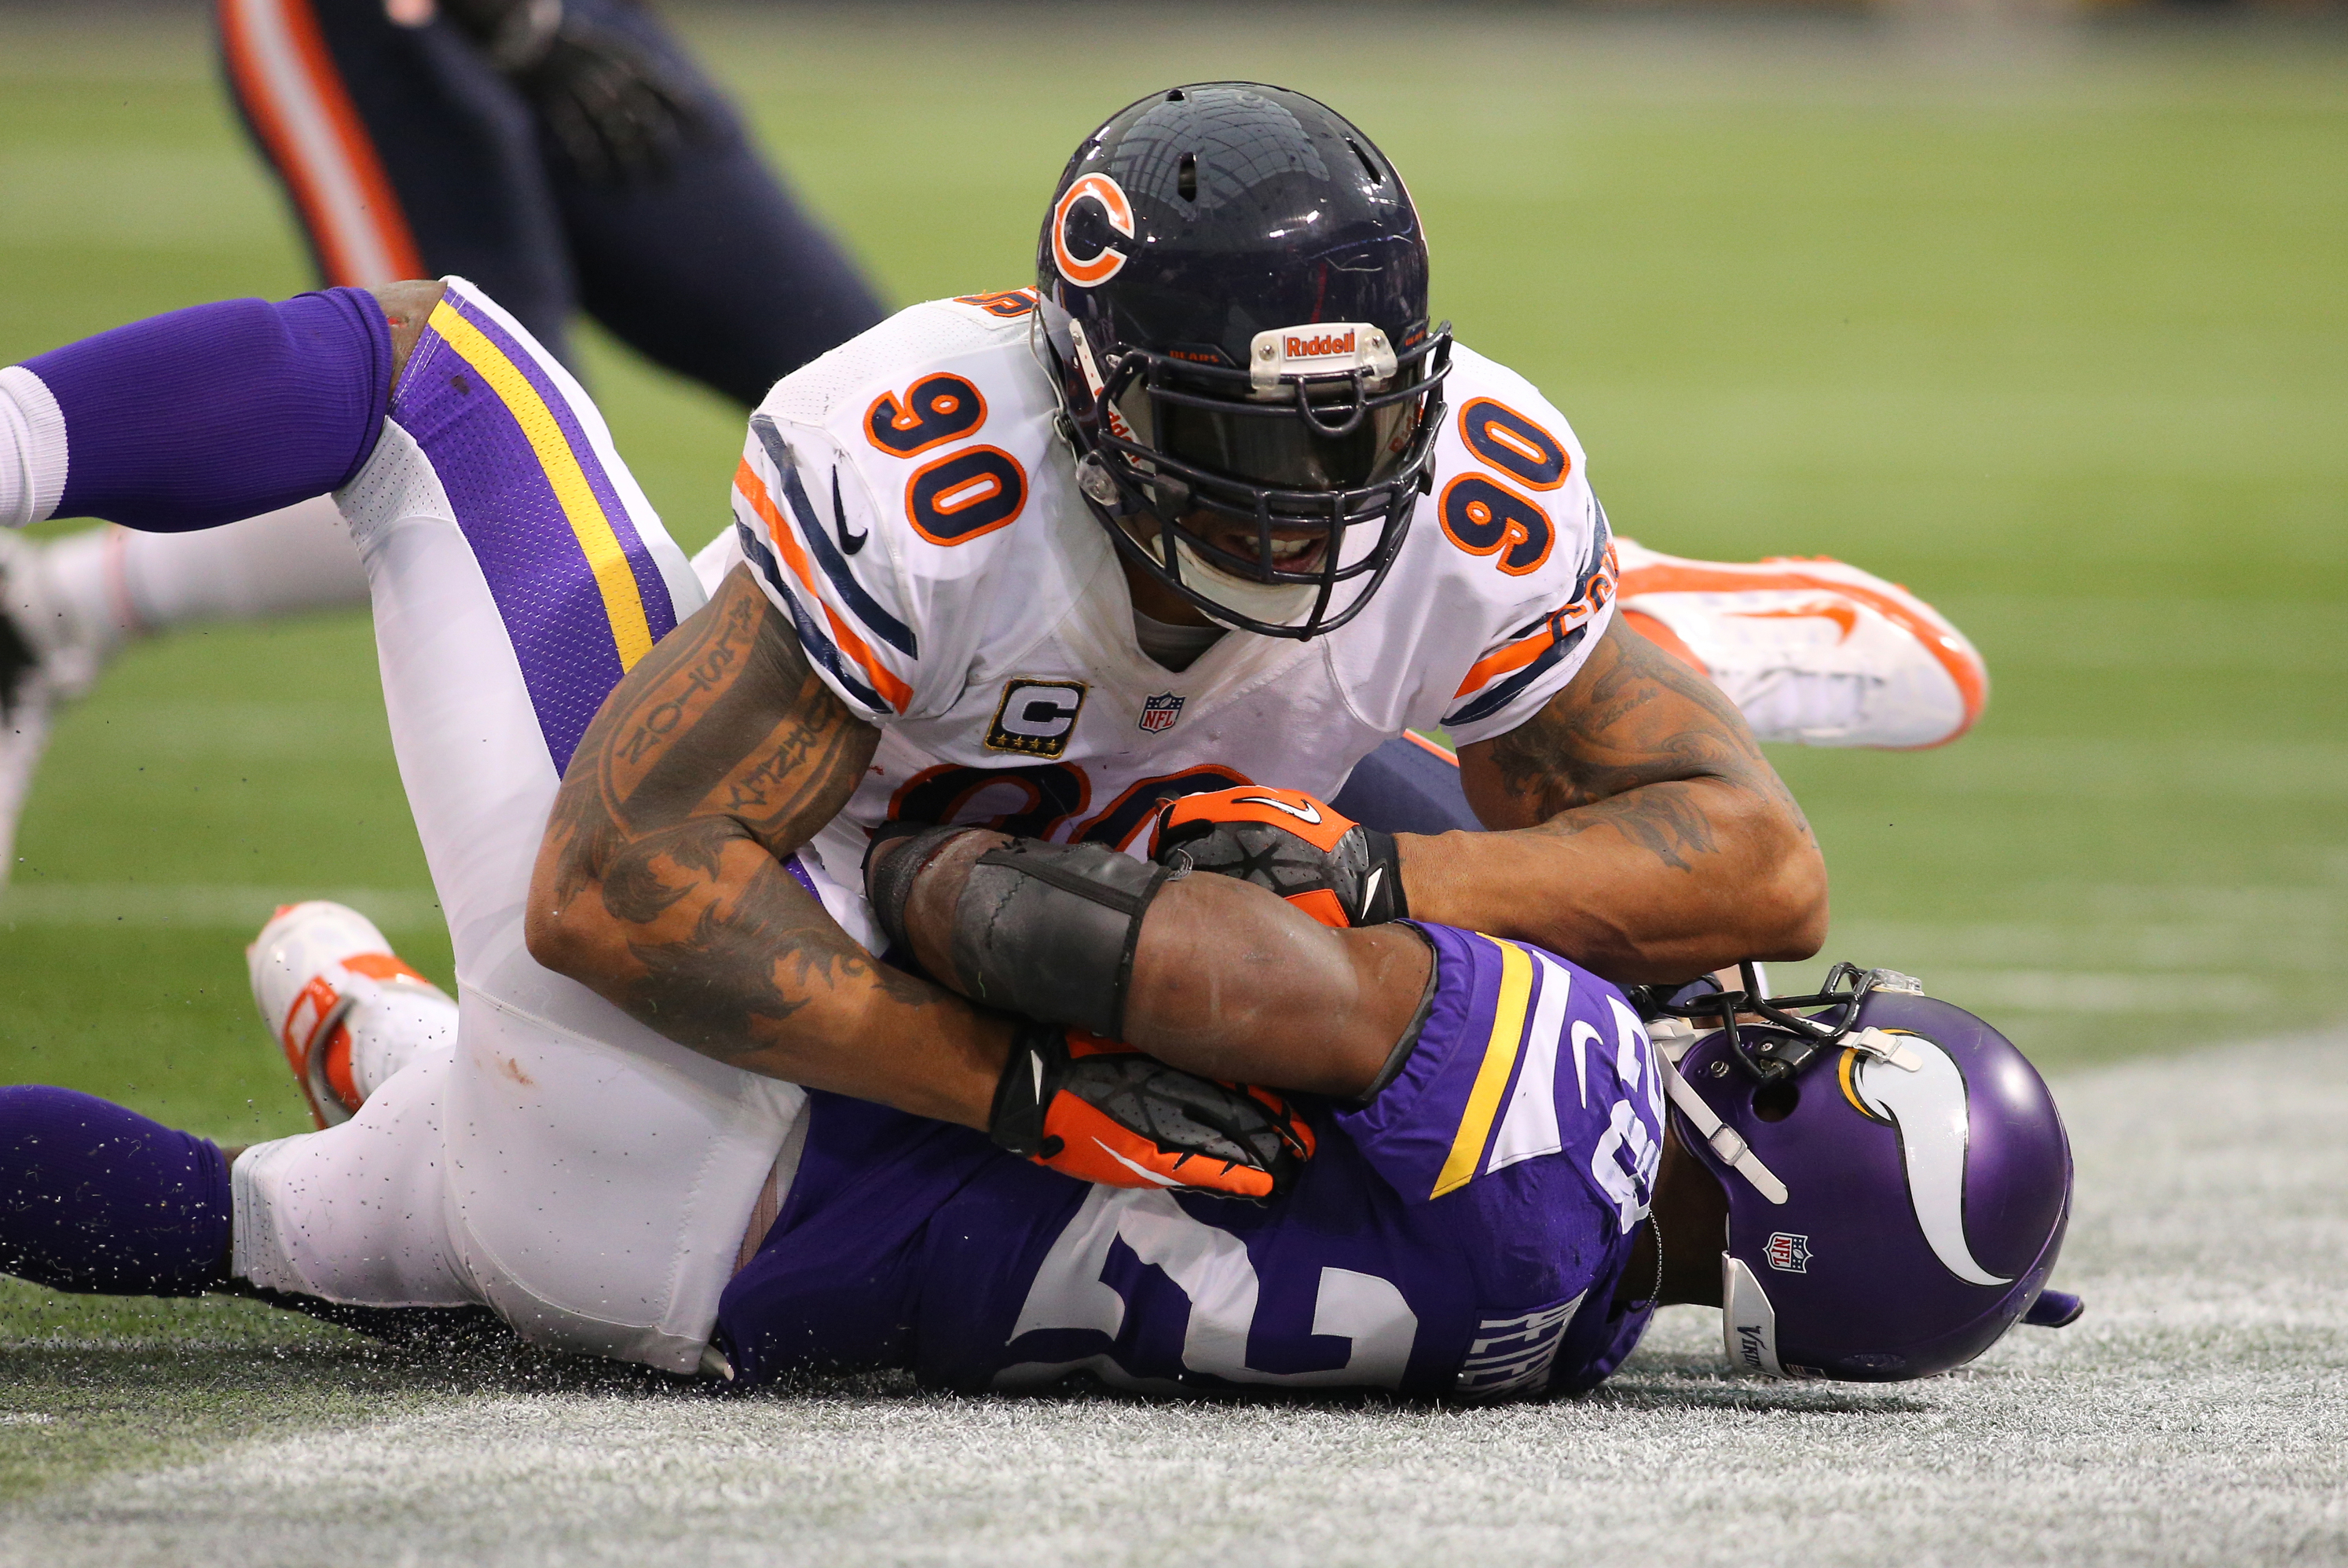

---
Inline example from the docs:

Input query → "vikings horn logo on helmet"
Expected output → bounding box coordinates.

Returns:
[1051,174,1134,288]
[1843,1034,2013,1288]
[1663,980,2071,1383]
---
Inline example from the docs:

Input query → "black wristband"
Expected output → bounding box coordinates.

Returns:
[987,1022,1064,1160]
[1357,827,1409,924]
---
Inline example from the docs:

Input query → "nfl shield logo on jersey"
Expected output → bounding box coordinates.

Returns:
[1765,1232,1811,1273]
[1137,694,1185,734]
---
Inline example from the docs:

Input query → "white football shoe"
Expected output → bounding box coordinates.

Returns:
[1614,539,1988,749]
[247,900,457,1129]
[0,529,113,887]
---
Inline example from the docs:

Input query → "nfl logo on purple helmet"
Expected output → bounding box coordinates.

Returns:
[1765,1233,1811,1273]
[1137,693,1184,733]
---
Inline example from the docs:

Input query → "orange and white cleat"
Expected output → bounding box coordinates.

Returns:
[247,900,457,1129]
[1613,539,1988,749]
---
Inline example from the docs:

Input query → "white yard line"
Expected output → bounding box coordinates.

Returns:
[1859,739,2348,802]
[0,885,441,930]
[1917,966,2279,1011]
[1767,888,2345,1016]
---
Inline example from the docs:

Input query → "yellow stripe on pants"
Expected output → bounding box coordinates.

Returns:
[427,299,654,669]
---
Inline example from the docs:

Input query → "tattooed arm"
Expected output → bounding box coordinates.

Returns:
[1398,615,1828,981]
[523,564,1010,1128]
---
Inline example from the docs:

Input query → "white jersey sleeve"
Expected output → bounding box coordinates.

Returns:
[728,293,1053,724]
[1415,348,1618,749]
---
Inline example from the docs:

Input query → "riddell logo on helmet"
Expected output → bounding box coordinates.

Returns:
[1250,323,1395,391]
[1284,330,1357,361]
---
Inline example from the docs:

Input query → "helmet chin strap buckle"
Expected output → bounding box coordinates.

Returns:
[1074,452,1129,512]
[1863,967,1925,995]
[1845,1026,1924,1072]
[1661,1053,1789,1204]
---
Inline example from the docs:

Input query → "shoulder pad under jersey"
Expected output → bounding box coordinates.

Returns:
[1401,344,1617,746]
[730,291,1060,723]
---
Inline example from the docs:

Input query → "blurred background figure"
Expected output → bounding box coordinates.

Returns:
[218,0,884,399]
[0,0,888,883]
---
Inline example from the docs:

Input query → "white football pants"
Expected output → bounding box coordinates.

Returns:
[226,280,865,1373]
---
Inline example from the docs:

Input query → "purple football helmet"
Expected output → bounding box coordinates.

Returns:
[1658,969,2073,1382]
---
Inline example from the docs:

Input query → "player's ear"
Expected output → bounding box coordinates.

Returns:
[368,280,449,386]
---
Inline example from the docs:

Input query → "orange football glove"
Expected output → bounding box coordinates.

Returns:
[989,1025,1315,1201]
[1151,786,1406,929]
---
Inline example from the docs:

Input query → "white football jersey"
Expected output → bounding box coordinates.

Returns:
[717,290,1617,886]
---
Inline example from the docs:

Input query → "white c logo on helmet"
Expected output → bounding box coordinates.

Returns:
[1847,1034,2013,1287]
[1053,174,1135,288]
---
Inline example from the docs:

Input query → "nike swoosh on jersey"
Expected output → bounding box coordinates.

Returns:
[830,469,868,555]
[1234,793,1322,825]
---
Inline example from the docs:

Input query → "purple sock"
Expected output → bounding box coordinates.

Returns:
[16,287,394,533]
[0,1086,230,1296]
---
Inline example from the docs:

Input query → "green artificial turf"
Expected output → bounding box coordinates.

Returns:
[0,1,2342,1508]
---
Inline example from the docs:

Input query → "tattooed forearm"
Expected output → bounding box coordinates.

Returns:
[1419,614,1829,979]
[1554,782,1723,874]
[617,836,939,1057]
[624,849,820,1046]
[526,567,1002,1124]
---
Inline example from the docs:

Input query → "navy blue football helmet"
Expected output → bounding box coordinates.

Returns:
[1035,83,1452,639]
[1645,964,2076,1382]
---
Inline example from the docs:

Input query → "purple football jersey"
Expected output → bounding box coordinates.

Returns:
[716,923,1668,1400]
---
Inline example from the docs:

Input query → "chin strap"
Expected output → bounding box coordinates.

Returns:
[1661,1055,1789,1205]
